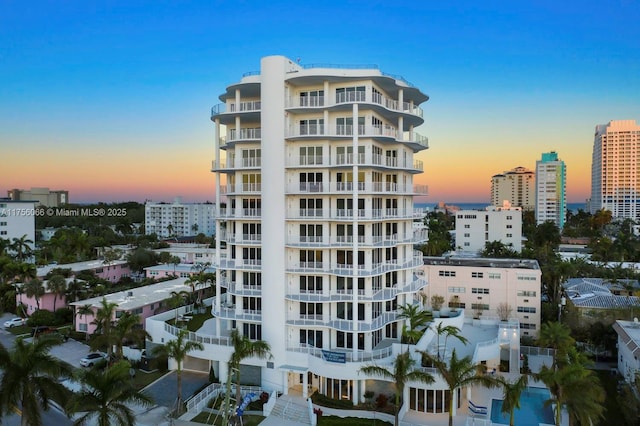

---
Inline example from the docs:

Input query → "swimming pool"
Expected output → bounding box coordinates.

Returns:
[490,386,555,426]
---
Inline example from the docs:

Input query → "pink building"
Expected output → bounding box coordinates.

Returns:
[38,259,131,283]
[18,277,80,315]
[144,263,216,279]
[69,277,207,334]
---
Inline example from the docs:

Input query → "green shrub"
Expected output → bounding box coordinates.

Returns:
[27,309,56,327]
[311,391,354,409]
[54,307,73,325]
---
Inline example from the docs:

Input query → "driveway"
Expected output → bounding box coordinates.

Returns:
[143,370,210,408]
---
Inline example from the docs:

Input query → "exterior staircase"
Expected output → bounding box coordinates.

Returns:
[267,395,312,425]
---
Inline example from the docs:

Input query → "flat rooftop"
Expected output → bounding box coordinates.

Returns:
[38,259,128,276]
[69,277,204,310]
[423,256,539,270]
[145,263,216,273]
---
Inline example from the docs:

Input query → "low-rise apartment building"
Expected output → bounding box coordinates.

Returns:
[454,201,523,254]
[422,256,541,336]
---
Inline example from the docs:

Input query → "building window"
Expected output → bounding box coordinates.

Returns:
[471,303,489,311]
[79,323,87,332]
[439,270,456,277]
[464,242,470,246]
[520,323,537,330]
[448,287,465,293]
[464,224,470,228]
[517,290,537,297]
[464,233,470,237]
[488,273,501,279]
[243,323,262,340]
[506,224,512,229]
[336,331,353,348]
[336,86,365,103]
[131,308,143,315]
[472,288,489,294]
[517,306,537,313]
[471,272,484,278]
[517,275,537,281]
[300,329,323,347]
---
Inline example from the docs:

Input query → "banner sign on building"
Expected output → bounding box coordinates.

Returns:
[322,350,346,363]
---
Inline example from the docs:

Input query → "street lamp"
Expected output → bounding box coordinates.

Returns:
[558,296,566,322]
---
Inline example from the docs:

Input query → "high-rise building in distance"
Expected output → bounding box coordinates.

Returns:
[591,120,640,219]
[535,151,566,228]
[490,166,535,210]
[7,187,68,207]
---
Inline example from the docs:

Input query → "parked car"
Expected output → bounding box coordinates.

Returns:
[3,317,26,328]
[79,352,108,367]
[30,326,58,337]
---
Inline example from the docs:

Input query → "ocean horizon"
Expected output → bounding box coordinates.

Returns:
[416,202,587,213]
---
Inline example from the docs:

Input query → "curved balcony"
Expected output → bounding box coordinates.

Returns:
[217,257,261,271]
[286,311,398,332]
[227,283,262,297]
[210,101,261,125]
[221,128,261,147]
[285,255,423,277]
[218,207,262,220]
[284,232,426,249]
[219,184,262,196]
[286,343,394,363]
[225,233,262,245]
[285,209,426,222]
[285,182,423,196]
[211,157,261,172]
[285,154,423,172]
[212,304,262,322]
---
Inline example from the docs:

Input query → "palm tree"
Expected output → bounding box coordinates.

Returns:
[497,374,529,426]
[360,351,435,426]
[420,349,499,426]
[67,360,154,426]
[77,304,94,341]
[10,234,34,262]
[537,322,574,369]
[397,303,431,345]
[91,298,118,357]
[24,278,45,310]
[536,347,605,426]
[0,335,73,426]
[151,329,203,416]
[432,323,469,360]
[46,274,67,312]
[112,312,149,360]
[222,329,271,426]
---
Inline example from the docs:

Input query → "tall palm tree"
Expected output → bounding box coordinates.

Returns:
[537,322,574,369]
[432,323,469,360]
[536,347,605,426]
[46,274,67,312]
[10,234,34,262]
[151,329,203,416]
[91,298,118,357]
[420,349,499,426]
[222,329,271,426]
[0,336,73,426]
[67,360,154,426]
[112,312,149,360]
[497,374,529,426]
[360,351,435,426]
[24,278,45,310]
[397,303,431,345]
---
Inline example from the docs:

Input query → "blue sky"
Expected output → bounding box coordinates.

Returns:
[1,0,639,203]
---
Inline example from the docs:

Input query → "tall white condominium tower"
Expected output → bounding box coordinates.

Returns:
[535,151,566,228]
[210,56,429,400]
[591,120,640,220]
[490,166,535,210]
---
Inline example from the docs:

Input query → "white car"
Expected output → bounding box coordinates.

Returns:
[79,352,108,367]
[3,317,26,328]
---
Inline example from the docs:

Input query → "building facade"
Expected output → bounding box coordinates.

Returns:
[422,257,541,337]
[454,201,522,254]
[613,320,640,382]
[208,56,429,399]
[490,166,535,210]
[145,198,216,238]
[7,188,69,207]
[535,151,566,228]
[591,120,640,219]
[0,199,37,258]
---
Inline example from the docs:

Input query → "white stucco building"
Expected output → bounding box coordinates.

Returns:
[145,58,527,422]
[591,120,640,220]
[145,198,216,238]
[613,320,640,382]
[0,199,37,258]
[422,257,541,337]
[454,201,523,254]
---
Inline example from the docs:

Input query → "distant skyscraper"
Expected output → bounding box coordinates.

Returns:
[535,151,566,228]
[7,187,68,207]
[591,120,640,219]
[490,166,535,210]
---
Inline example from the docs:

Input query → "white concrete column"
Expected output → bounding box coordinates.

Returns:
[352,102,359,362]
[352,379,359,405]
[302,372,308,398]
[219,361,229,383]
